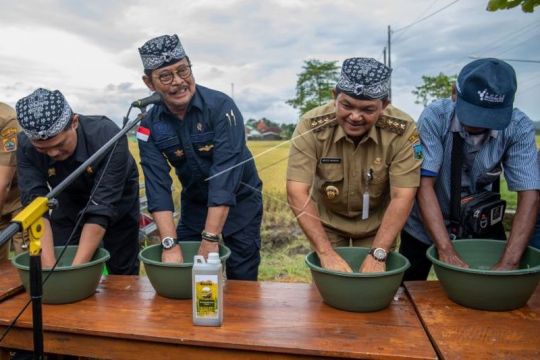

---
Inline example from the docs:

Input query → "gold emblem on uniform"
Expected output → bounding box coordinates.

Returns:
[48,168,56,177]
[86,166,94,175]
[174,149,184,158]
[198,144,214,152]
[325,185,339,200]
[1,127,17,152]
[408,132,419,144]
[376,116,408,135]
[310,113,337,132]
[373,157,382,165]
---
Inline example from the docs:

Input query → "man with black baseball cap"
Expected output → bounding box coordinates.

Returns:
[402,58,540,280]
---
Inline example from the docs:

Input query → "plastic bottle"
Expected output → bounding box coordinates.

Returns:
[192,252,223,326]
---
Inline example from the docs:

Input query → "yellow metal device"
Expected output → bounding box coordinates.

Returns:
[12,197,49,256]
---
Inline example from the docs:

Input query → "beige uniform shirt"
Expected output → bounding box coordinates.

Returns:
[287,101,422,238]
[0,102,21,216]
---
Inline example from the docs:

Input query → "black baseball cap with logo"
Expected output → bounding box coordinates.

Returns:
[455,58,517,130]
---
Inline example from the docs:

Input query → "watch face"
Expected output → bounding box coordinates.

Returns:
[372,248,387,261]
[161,237,175,249]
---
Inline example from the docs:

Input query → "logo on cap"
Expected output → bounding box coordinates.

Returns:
[478,89,505,103]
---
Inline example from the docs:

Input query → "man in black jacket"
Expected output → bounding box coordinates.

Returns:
[16,88,140,274]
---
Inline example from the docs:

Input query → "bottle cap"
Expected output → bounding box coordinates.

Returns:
[207,252,221,264]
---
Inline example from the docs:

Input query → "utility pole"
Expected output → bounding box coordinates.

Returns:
[387,25,392,101]
[383,47,387,66]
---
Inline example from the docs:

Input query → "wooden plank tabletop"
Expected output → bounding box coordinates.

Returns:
[405,281,540,360]
[0,275,436,359]
[0,261,23,303]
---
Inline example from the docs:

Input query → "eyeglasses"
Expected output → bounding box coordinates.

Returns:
[155,65,192,85]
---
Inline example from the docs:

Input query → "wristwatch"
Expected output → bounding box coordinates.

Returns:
[201,230,223,243]
[161,236,177,250]
[368,247,387,262]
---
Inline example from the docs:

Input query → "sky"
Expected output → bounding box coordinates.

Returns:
[0,0,539,125]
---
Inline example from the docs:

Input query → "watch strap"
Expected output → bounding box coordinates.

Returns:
[201,230,222,243]
[368,247,387,262]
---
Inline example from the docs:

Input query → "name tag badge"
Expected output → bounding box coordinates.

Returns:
[362,192,369,220]
[362,169,373,220]
[320,157,341,164]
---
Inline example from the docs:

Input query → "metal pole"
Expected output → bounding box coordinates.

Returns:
[387,25,392,101]
[383,47,387,66]
[30,255,43,359]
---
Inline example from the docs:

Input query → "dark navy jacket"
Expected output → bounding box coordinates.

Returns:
[138,85,262,236]
[17,115,139,229]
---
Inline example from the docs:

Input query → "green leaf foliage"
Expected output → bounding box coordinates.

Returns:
[412,73,457,107]
[487,0,539,12]
[286,59,340,117]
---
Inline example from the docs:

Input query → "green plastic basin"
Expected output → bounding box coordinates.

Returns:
[305,247,410,312]
[138,241,231,299]
[11,246,110,304]
[426,239,540,311]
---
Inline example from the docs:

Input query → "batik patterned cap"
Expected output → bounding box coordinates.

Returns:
[15,88,73,140]
[138,34,186,70]
[336,57,391,100]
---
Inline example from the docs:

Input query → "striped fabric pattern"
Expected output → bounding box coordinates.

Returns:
[404,98,540,245]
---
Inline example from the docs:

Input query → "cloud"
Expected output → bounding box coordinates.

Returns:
[0,0,538,123]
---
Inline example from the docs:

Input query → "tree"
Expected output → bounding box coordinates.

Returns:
[412,73,457,107]
[487,0,539,12]
[280,124,296,139]
[286,59,340,117]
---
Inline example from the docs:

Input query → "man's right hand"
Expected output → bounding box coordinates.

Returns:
[319,251,353,273]
[161,244,183,263]
[438,247,469,268]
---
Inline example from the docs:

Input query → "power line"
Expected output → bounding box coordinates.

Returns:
[473,21,540,58]
[393,0,441,42]
[393,0,460,33]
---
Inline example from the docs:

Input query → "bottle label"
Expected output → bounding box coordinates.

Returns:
[195,274,219,319]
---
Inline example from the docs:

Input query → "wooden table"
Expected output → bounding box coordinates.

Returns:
[0,276,436,359]
[406,281,540,360]
[0,261,23,302]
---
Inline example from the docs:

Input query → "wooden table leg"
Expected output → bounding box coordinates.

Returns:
[0,348,11,360]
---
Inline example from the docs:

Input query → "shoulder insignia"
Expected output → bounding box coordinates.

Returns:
[408,131,420,144]
[309,113,337,133]
[0,127,17,152]
[376,115,409,135]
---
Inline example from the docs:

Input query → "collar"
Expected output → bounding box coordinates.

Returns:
[72,116,87,163]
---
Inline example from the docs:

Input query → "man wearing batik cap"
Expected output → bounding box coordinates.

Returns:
[16,88,140,274]
[137,34,262,280]
[287,57,422,273]
[0,102,27,261]
[401,58,540,280]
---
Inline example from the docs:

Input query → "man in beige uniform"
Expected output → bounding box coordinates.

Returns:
[0,102,25,261]
[287,58,422,273]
